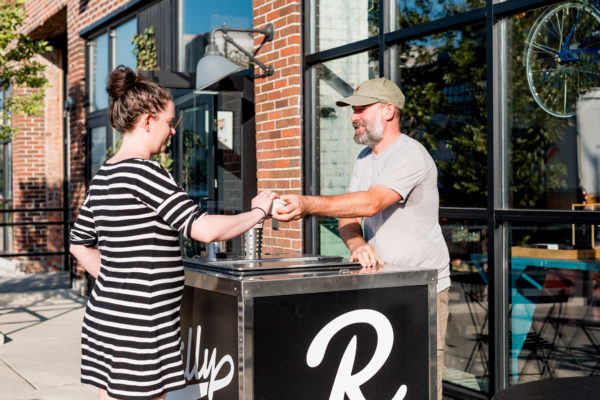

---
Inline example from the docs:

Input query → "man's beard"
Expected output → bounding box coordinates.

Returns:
[353,111,384,146]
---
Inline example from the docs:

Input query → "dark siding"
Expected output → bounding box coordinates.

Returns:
[139,0,173,72]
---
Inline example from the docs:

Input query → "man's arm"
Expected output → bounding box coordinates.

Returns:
[339,217,383,267]
[273,184,401,221]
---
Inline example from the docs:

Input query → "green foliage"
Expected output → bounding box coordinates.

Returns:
[106,135,174,172]
[132,26,158,71]
[153,149,173,172]
[396,0,568,208]
[0,0,52,139]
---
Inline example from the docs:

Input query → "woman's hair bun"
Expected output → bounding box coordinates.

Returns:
[106,65,139,100]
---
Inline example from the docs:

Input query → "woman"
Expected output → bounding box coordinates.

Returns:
[69,65,276,400]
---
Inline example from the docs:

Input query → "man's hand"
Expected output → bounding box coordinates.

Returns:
[272,194,306,221]
[349,243,383,268]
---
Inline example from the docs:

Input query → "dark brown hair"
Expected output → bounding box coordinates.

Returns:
[106,65,172,133]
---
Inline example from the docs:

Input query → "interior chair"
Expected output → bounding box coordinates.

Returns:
[512,266,572,379]
[546,272,600,376]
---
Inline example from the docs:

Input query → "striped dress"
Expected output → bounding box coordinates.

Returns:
[70,158,205,400]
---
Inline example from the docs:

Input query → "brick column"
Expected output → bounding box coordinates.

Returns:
[253,0,303,254]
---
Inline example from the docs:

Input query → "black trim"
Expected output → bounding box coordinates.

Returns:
[486,0,498,393]
[305,37,379,66]
[79,0,148,39]
[384,8,486,45]
[440,207,488,219]
[443,382,488,400]
[139,70,195,88]
[492,0,563,18]
[497,209,600,224]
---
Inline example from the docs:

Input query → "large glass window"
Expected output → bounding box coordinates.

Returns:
[114,18,138,70]
[306,0,600,397]
[89,32,109,112]
[509,222,600,383]
[310,0,379,53]
[0,89,12,253]
[90,126,107,177]
[443,218,488,393]
[88,18,138,113]
[315,50,379,255]
[395,0,485,29]
[178,0,253,72]
[87,18,138,171]
[395,25,487,207]
[508,7,600,209]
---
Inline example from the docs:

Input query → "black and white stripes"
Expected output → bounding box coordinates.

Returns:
[70,158,205,400]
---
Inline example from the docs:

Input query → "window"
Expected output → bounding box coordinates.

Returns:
[87,17,138,176]
[89,33,109,112]
[507,8,600,209]
[177,0,253,72]
[309,0,379,53]
[0,89,12,253]
[89,18,137,113]
[314,51,379,255]
[395,26,487,207]
[305,0,600,396]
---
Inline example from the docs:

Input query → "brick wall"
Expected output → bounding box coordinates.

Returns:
[13,0,129,274]
[11,46,64,272]
[253,0,303,254]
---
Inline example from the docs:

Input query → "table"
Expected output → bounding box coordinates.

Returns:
[492,376,600,400]
[511,256,600,381]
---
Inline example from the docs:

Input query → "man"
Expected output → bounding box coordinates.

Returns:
[273,77,450,400]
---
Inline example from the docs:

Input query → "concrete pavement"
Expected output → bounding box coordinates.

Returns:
[0,272,95,400]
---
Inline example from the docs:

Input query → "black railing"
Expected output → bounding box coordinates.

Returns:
[0,204,74,284]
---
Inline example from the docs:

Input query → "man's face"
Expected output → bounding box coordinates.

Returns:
[351,103,385,146]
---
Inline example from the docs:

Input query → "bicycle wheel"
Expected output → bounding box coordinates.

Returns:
[525,2,600,118]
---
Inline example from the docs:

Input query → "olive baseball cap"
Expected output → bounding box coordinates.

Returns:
[336,77,405,110]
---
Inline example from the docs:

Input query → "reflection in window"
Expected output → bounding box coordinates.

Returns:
[509,222,600,384]
[89,18,138,113]
[114,18,137,70]
[179,0,253,72]
[507,8,594,209]
[315,51,379,255]
[89,33,109,112]
[395,0,484,29]
[90,126,107,177]
[0,90,11,252]
[309,0,379,53]
[395,25,487,207]
[442,218,488,393]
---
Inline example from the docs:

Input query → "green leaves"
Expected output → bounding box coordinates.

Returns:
[132,26,158,71]
[0,1,52,139]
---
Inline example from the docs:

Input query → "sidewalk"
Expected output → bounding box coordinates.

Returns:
[0,272,95,400]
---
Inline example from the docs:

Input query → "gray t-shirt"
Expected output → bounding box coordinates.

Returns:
[349,134,450,292]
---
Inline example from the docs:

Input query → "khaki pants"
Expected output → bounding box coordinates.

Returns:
[437,288,450,400]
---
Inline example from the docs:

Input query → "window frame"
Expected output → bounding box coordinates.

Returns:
[303,0,600,396]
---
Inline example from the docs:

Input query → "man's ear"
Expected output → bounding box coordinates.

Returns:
[383,103,396,121]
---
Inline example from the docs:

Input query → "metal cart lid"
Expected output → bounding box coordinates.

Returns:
[183,254,362,276]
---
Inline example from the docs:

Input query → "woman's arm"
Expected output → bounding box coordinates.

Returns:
[190,191,278,243]
[70,244,101,278]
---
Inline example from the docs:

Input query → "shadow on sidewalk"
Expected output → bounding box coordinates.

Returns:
[0,271,71,293]
[0,273,86,345]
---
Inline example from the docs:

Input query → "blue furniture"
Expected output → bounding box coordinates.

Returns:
[511,256,600,382]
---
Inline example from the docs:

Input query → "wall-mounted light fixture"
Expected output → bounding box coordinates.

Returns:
[195,23,275,91]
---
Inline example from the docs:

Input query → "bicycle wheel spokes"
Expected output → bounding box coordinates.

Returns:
[525,2,600,118]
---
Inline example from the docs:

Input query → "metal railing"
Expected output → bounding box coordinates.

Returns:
[0,203,74,284]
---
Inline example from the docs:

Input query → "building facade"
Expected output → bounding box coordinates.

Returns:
[11,0,600,398]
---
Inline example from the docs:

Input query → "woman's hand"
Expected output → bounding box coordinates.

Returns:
[251,191,278,218]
